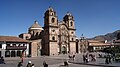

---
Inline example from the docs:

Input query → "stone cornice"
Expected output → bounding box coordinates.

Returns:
[49,40,57,42]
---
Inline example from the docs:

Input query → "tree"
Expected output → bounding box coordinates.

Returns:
[102,46,120,54]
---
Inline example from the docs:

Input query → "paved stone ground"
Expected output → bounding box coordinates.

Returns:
[0,53,120,67]
[1,56,64,67]
[70,52,120,67]
[0,56,101,67]
[44,63,101,67]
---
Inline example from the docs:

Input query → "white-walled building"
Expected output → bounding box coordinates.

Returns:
[0,36,29,57]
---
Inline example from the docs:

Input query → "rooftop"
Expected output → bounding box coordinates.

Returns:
[29,21,42,29]
[0,36,29,43]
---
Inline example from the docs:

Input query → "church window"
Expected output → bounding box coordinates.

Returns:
[70,21,73,26]
[36,32,39,36]
[71,32,74,34]
[52,36,55,40]
[16,44,19,46]
[7,44,10,46]
[13,44,16,46]
[10,44,13,46]
[52,29,55,32]
[52,18,55,23]
[72,38,74,41]
[52,13,54,15]
[20,44,23,46]
[26,36,29,39]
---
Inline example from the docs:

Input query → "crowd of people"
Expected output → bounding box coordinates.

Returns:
[68,54,75,61]
[0,56,5,64]
[82,53,115,64]
[17,60,49,67]
[83,53,96,63]
[105,54,112,64]
[17,61,35,67]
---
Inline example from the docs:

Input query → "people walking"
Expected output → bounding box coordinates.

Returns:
[73,54,75,61]
[26,61,32,67]
[85,56,89,63]
[105,56,109,64]
[0,56,5,64]
[64,60,68,67]
[21,57,24,63]
[108,55,112,64]
[31,64,35,67]
[43,61,48,67]
[17,62,23,67]
[83,54,86,63]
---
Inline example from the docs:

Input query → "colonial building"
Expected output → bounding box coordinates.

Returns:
[76,35,112,53]
[88,40,111,52]
[88,33,120,52]
[19,7,76,56]
[0,36,29,57]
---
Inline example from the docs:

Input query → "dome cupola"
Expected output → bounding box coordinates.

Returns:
[29,20,43,30]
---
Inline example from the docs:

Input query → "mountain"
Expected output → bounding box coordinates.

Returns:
[91,30,120,41]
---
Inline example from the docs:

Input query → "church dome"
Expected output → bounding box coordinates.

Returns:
[29,21,43,30]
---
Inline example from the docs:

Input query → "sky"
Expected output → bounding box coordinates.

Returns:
[0,0,120,38]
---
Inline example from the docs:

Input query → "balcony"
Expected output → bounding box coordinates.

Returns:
[6,46,27,50]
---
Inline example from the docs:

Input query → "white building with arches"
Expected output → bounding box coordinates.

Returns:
[0,36,29,57]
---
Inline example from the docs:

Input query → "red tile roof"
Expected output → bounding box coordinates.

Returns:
[0,36,29,42]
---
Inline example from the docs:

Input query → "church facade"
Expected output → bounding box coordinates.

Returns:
[19,7,76,56]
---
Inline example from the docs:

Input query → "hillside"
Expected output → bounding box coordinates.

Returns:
[91,30,120,41]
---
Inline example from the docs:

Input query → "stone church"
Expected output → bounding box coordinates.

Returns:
[19,7,76,57]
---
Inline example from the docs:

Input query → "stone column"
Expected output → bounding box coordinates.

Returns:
[10,50,11,57]
[67,45,69,54]
[15,50,17,57]
[26,43,29,56]
[1,49,5,57]
[2,43,6,57]
[20,50,22,57]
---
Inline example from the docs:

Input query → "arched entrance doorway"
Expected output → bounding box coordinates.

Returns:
[17,51,22,57]
[5,51,10,57]
[62,46,67,54]
[11,51,15,57]
[59,25,69,54]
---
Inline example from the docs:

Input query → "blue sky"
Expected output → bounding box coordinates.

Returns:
[0,0,120,38]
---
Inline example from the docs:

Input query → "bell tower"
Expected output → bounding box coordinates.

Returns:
[63,12,75,29]
[44,7,58,27]
[63,12,76,54]
[43,7,59,55]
